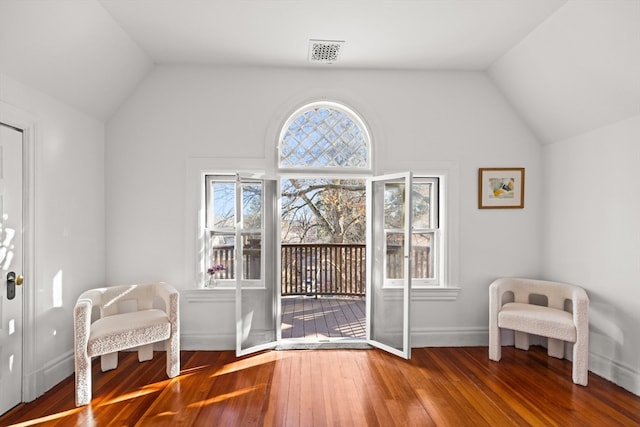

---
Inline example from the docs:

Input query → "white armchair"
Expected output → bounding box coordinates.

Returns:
[489,277,589,386]
[74,283,180,406]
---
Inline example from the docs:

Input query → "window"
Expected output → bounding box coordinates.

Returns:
[198,100,451,293]
[278,101,446,289]
[204,175,266,287]
[279,101,370,170]
[383,177,441,287]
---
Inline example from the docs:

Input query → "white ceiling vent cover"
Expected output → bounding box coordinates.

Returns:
[309,40,344,64]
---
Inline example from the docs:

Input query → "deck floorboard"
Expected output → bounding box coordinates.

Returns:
[281,296,365,340]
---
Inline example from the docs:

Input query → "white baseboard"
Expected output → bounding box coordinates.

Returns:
[44,350,75,394]
[411,326,488,347]
[180,327,490,351]
[590,350,640,396]
[181,332,235,350]
[23,368,43,403]
[23,350,74,402]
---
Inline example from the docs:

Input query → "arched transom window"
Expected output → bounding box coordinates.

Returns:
[279,101,371,170]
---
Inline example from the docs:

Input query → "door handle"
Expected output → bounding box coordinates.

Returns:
[7,271,23,300]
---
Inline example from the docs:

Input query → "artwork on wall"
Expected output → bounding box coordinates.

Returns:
[478,167,525,209]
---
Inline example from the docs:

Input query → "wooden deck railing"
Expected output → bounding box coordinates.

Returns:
[210,242,431,297]
[281,243,366,297]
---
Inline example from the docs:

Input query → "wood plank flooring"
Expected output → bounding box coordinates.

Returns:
[281,296,365,339]
[2,346,639,426]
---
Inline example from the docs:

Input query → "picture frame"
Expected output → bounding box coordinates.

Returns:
[478,167,525,209]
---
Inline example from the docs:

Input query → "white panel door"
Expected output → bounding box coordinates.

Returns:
[366,172,412,359]
[0,123,23,415]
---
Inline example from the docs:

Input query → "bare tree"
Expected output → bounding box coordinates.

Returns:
[281,178,366,244]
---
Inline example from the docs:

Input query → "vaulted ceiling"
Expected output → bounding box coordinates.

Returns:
[1,0,638,144]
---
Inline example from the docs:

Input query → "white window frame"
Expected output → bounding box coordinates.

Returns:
[204,174,267,289]
[381,176,443,289]
[413,168,459,300]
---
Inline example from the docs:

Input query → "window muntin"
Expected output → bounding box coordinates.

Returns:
[279,102,370,170]
[384,177,440,286]
[205,175,266,286]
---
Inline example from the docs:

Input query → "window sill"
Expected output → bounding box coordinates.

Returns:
[412,287,460,301]
[183,288,234,303]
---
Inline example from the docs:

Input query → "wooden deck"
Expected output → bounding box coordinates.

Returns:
[281,296,366,340]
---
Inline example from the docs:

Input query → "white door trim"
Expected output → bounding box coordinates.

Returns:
[1,101,37,401]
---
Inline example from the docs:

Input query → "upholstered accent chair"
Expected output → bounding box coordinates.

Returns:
[74,283,180,406]
[489,277,589,386]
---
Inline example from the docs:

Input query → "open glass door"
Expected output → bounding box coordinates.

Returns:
[366,172,412,359]
[236,176,280,356]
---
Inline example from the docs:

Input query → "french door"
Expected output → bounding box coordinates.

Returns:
[366,172,413,359]
[235,172,413,360]
[235,176,279,356]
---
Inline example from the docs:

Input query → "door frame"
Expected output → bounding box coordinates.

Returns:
[277,173,369,345]
[1,102,37,402]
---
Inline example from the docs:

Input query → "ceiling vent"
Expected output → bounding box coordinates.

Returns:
[309,40,344,64]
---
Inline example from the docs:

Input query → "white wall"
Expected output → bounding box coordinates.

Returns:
[106,65,542,349]
[488,0,640,145]
[543,114,640,395]
[0,0,153,121]
[0,73,105,398]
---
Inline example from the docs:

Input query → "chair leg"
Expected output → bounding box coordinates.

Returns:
[514,331,530,351]
[572,340,589,386]
[138,344,154,362]
[488,325,502,361]
[101,352,118,371]
[75,352,91,407]
[166,334,180,378]
[547,338,565,359]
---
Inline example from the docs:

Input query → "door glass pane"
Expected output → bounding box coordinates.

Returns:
[413,182,431,229]
[213,182,235,228]
[242,233,262,280]
[384,183,405,229]
[412,232,433,279]
[386,232,405,279]
[242,183,262,229]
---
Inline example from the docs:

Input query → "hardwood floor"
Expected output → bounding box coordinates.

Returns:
[1,346,639,426]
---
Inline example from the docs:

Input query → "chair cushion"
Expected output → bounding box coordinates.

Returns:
[87,309,171,357]
[498,302,576,342]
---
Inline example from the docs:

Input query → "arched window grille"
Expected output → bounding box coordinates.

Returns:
[278,102,371,170]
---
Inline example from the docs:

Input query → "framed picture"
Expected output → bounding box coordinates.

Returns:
[478,167,525,209]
